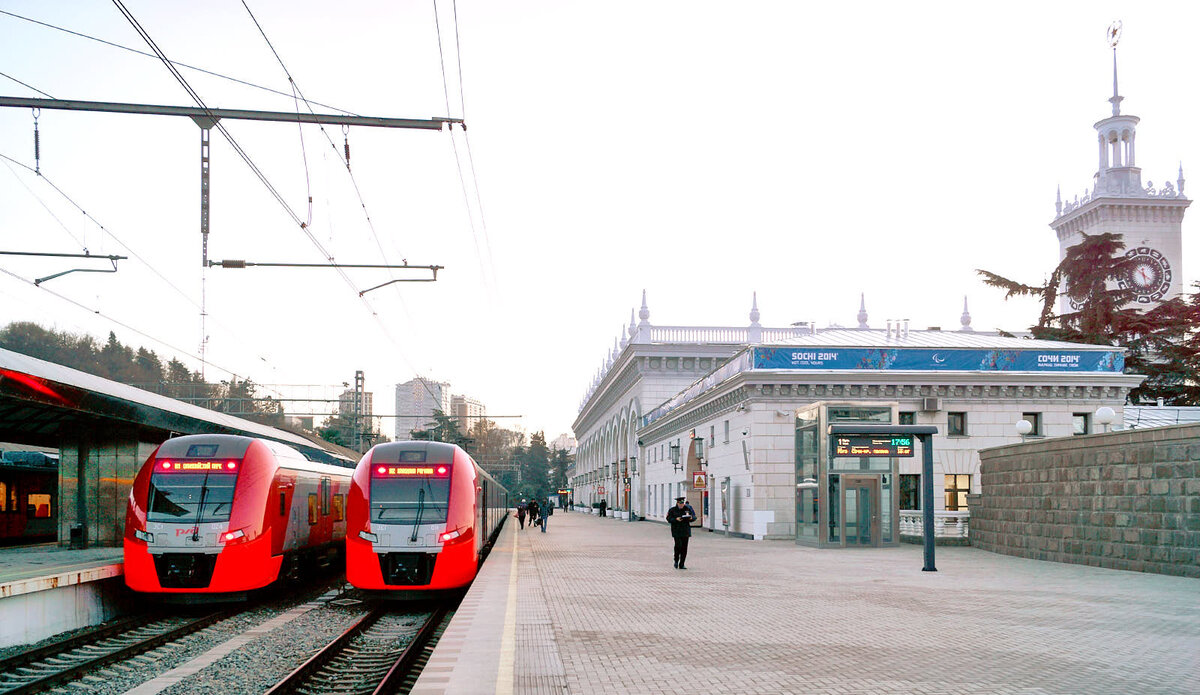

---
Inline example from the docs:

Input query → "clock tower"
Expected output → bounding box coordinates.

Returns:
[1052,24,1190,313]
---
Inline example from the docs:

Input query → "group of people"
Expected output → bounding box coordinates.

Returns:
[516,499,554,532]
[514,495,696,569]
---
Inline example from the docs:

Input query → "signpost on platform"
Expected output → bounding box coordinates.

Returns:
[828,424,939,571]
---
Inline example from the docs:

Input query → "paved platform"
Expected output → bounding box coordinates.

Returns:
[0,544,125,648]
[413,510,1200,695]
[0,544,123,597]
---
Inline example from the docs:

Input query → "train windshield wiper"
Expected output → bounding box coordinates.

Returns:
[410,488,426,543]
[192,472,210,541]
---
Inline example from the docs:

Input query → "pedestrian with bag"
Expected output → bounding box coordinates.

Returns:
[666,496,695,569]
[516,501,527,530]
[528,499,540,529]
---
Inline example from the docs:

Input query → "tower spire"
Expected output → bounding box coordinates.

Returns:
[1108,21,1124,116]
[857,293,869,329]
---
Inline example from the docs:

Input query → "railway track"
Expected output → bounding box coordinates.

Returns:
[0,611,228,695]
[265,605,451,695]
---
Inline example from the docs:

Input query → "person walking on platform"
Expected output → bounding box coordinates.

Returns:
[517,501,527,530]
[541,502,554,532]
[599,499,607,517]
[528,500,541,529]
[666,496,695,569]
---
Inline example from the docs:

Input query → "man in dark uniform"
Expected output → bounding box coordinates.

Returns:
[666,496,695,569]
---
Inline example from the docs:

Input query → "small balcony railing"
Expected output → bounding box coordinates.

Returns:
[898,510,970,539]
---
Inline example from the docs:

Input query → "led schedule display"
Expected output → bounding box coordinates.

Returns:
[834,435,914,458]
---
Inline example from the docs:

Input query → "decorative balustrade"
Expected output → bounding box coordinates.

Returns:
[650,326,748,343]
[898,510,970,539]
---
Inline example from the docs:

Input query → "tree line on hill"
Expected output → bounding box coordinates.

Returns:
[0,321,574,497]
[0,322,285,425]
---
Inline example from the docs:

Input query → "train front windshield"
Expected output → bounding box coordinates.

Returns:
[370,473,451,525]
[147,463,239,523]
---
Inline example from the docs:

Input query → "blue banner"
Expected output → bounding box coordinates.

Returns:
[752,347,1124,372]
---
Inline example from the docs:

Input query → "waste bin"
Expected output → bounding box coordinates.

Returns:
[69,524,87,549]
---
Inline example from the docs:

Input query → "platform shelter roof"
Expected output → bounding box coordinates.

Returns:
[0,347,356,465]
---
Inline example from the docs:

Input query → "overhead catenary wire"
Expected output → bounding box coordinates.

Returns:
[0,9,357,115]
[236,1,443,407]
[0,70,54,99]
[0,158,88,252]
[0,266,255,385]
[0,151,291,399]
[433,1,495,291]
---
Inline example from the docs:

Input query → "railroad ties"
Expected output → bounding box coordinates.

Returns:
[265,605,451,695]
[0,612,227,695]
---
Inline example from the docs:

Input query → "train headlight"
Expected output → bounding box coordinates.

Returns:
[134,529,154,543]
[358,530,379,543]
[439,528,463,543]
[220,529,246,543]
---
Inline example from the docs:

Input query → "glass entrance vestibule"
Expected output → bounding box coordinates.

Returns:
[795,402,901,548]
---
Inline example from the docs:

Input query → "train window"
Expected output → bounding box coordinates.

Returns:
[0,482,6,512]
[308,494,318,525]
[27,493,51,518]
[148,470,237,523]
[333,494,345,522]
[279,492,287,516]
[321,478,331,515]
[370,475,450,525]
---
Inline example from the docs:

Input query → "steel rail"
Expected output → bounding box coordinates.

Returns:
[373,605,452,694]
[0,611,228,695]
[264,607,448,695]
[0,614,153,675]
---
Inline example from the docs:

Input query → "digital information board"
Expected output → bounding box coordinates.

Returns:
[833,435,914,458]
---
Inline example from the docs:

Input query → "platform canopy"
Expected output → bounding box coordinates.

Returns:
[0,347,355,465]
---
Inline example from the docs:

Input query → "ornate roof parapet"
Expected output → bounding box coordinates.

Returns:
[1057,178,1188,219]
[634,289,652,343]
[748,292,762,343]
[857,293,869,329]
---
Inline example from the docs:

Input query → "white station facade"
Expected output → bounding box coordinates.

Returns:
[571,295,1141,547]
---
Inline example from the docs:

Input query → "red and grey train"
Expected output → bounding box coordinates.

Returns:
[123,434,353,597]
[346,441,508,593]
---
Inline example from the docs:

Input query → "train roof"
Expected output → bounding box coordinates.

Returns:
[156,434,352,479]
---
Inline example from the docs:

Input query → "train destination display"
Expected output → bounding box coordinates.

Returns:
[834,435,914,458]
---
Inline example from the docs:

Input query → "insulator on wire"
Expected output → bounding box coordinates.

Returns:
[343,125,351,169]
[32,110,40,174]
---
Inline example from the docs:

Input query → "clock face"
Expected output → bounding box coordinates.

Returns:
[1118,247,1173,303]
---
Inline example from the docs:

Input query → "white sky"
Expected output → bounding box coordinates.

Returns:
[1,1,1198,439]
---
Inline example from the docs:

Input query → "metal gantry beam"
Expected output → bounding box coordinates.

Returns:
[0,96,461,130]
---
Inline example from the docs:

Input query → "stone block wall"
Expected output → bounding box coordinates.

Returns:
[973,424,1200,578]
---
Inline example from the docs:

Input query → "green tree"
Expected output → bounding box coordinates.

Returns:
[979,232,1200,404]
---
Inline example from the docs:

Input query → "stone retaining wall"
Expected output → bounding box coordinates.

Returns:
[973,424,1200,577]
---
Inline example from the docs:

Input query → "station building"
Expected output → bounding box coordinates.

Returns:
[570,294,1141,546]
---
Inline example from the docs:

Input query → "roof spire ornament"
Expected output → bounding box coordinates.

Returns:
[960,295,974,332]
[857,293,869,329]
[638,289,650,322]
[1056,184,1063,216]
[1178,162,1186,196]
[1108,20,1124,116]
[749,292,761,326]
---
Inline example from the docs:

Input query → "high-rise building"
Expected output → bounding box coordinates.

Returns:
[1052,33,1189,313]
[450,395,486,430]
[395,378,452,439]
[338,389,376,440]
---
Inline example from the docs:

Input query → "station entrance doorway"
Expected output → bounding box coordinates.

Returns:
[841,475,880,546]
[794,402,900,549]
